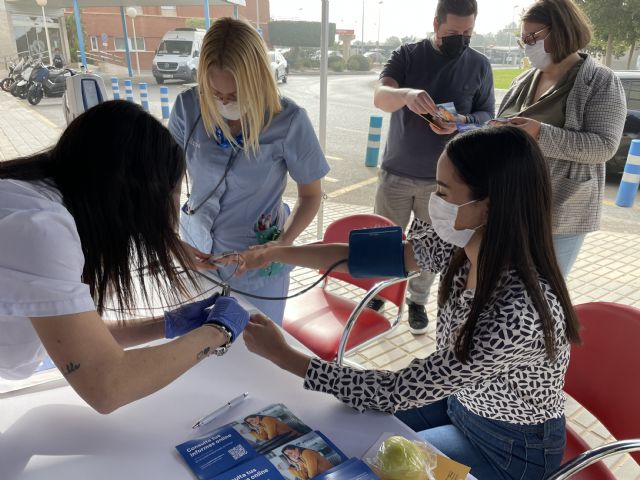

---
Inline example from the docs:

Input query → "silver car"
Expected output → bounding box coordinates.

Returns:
[608,71,640,175]
[269,50,288,84]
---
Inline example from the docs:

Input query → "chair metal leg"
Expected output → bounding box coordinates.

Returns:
[546,440,640,480]
[336,273,419,366]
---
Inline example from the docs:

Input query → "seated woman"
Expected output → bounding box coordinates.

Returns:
[0,100,250,414]
[235,127,580,480]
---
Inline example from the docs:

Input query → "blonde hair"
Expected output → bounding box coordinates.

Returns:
[197,17,282,153]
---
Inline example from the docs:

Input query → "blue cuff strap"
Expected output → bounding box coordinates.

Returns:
[348,226,406,278]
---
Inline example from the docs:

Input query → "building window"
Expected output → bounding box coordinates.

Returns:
[114,37,145,52]
[160,6,177,17]
[90,36,99,51]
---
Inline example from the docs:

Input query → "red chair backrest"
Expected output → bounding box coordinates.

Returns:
[566,302,640,465]
[321,214,407,308]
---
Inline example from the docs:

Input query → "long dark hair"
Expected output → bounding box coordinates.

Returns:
[0,100,194,315]
[438,126,580,362]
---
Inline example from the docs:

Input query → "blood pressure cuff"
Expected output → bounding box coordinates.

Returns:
[348,226,406,278]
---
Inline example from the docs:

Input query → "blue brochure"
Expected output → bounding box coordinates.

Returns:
[176,404,312,480]
[215,431,348,480]
[314,458,379,479]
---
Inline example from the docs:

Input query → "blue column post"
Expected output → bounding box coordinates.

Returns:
[111,77,120,100]
[119,6,133,78]
[139,82,149,111]
[616,139,640,208]
[124,79,133,102]
[160,86,170,119]
[365,115,383,167]
[72,0,87,68]
[203,0,210,29]
[233,5,239,19]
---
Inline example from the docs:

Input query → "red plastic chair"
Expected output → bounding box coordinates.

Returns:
[548,302,640,480]
[283,214,411,365]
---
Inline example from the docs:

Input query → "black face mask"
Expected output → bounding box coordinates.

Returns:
[439,34,471,59]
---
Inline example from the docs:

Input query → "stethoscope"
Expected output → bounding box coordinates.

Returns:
[181,112,244,216]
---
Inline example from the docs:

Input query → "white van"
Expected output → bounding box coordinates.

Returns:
[152,28,205,84]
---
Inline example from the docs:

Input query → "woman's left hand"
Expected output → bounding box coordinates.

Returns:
[243,314,290,364]
[180,240,218,270]
[508,117,542,140]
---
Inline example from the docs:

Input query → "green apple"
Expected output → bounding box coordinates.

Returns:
[375,436,427,480]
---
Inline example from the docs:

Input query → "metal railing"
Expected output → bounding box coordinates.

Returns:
[75,50,125,67]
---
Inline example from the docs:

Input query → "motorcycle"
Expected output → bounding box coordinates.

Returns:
[10,58,37,99]
[27,62,76,105]
[1,57,27,92]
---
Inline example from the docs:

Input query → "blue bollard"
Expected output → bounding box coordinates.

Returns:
[139,82,149,112]
[124,79,134,102]
[111,77,120,100]
[160,86,170,120]
[615,139,640,208]
[365,115,383,167]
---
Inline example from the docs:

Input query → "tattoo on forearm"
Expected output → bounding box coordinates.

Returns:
[62,362,80,377]
[196,346,212,361]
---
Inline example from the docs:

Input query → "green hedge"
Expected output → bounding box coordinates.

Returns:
[347,54,371,71]
[328,56,344,72]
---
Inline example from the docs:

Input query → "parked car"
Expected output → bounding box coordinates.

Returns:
[311,50,343,61]
[608,71,640,175]
[269,50,288,83]
[364,51,386,64]
[152,28,205,84]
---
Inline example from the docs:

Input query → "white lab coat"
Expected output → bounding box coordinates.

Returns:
[0,179,94,380]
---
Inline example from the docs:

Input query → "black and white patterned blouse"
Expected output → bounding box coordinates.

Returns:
[303,218,570,425]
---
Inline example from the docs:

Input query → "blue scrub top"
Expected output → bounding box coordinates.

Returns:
[169,88,330,292]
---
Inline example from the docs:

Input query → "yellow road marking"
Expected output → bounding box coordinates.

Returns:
[329,176,378,198]
[603,199,640,211]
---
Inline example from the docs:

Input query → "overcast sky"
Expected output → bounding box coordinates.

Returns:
[269,0,527,40]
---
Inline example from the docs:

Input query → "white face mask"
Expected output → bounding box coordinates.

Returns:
[215,98,242,121]
[525,38,553,71]
[428,192,482,248]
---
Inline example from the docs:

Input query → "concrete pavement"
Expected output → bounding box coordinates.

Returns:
[1,89,639,479]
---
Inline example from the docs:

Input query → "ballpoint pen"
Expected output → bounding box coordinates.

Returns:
[192,392,249,429]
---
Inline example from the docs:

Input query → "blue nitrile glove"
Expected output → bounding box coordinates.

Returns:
[164,293,220,339]
[204,296,250,342]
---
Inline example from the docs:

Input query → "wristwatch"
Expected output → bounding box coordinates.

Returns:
[204,322,233,356]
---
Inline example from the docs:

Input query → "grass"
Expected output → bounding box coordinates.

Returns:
[492,68,528,89]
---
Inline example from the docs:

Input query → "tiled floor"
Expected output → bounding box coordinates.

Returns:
[288,199,640,480]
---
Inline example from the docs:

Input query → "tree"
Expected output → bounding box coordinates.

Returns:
[384,36,402,48]
[400,35,418,44]
[185,18,206,29]
[64,14,87,63]
[579,0,640,67]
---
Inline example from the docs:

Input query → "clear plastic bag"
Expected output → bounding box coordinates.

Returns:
[364,435,438,480]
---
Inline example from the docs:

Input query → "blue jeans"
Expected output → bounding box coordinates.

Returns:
[553,234,586,278]
[396,397,566,480]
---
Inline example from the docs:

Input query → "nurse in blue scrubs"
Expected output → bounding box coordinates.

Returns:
[169,17,329,324]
